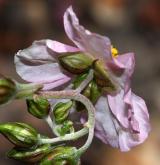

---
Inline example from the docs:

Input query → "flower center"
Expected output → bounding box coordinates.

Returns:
[111,46,118,58]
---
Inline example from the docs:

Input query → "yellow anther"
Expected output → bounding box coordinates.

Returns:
[111,47,118,58]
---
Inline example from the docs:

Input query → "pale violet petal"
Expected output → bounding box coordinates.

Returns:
[15,40,71,89]
[46,40,80,53]
[64,6,112,60]
[95,96,119,148]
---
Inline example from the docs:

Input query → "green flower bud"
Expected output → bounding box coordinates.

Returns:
[0,75,17,106]
[56,120,74,136]
[26,98,50,119]
[93,60,117,92]
[7,144,51,163]
[90,80,102,103]
[59,53,94,74]
[53,101,73,124]
[0,122,38,148]
[40,146,80,165]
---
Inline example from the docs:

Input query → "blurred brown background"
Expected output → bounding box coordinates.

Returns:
[0,0,160,164]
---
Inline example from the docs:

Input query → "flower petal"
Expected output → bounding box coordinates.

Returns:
[64,6,112,60]
[106,52,135,91]
[113,93,150,151]
[46,40,80,53]
[108,89,150,136]
[95,96,119,148]
[15,40,74,89]
[95,94,150,151]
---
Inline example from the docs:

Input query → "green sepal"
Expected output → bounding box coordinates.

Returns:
[59,53,93,74]
[0,75,17,106]
[40,146,80,165]
[53,101,73,124]
[56,120,74,136]
[93,60,117,92]
[7,143,52,163]
[0,122,38,148]
[27,98,50,119]
[90,80,102,103]
[73,73,88,89]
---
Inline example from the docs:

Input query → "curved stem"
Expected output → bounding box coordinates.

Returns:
[36,90,95,153]
[44,116,59,136]
[39,127,88,144]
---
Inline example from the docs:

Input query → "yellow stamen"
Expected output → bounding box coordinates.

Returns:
[111,46,118,58]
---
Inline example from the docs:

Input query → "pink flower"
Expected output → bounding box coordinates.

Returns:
[63,6,150,151]
[15,6,150,151]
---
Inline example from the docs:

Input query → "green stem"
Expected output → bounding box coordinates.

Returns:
[39,127,88,144]
[44,116,59,136]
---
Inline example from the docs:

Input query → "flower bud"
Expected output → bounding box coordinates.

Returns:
[7,144,51,163]
[40,146,80,165]
[56,120,74,136]
[26,98,50,119]
[59,53,94,74]
[0,75,17,106]
[53,101,73,124]
[0,122,38,148]
[90,80,102,104]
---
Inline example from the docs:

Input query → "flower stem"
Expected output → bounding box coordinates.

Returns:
[36,90,95,153]
[39,127,88,144]
[44,116,59,136]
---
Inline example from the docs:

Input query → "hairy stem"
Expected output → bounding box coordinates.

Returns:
[44,116,59,136]
[39,127,88,144]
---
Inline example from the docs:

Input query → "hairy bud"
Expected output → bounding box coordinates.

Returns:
[0,122,38,148]
[53,101,73,124]
[7,144,51,163]
[59,53,93,74]
[27,98,50,119]
[40,146,80,165]
[0,75,17,106]
[56,120,74,136]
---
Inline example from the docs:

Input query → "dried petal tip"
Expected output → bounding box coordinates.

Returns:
[59,53,94,74]
[0,75,17,106]
[27,98,50,119]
